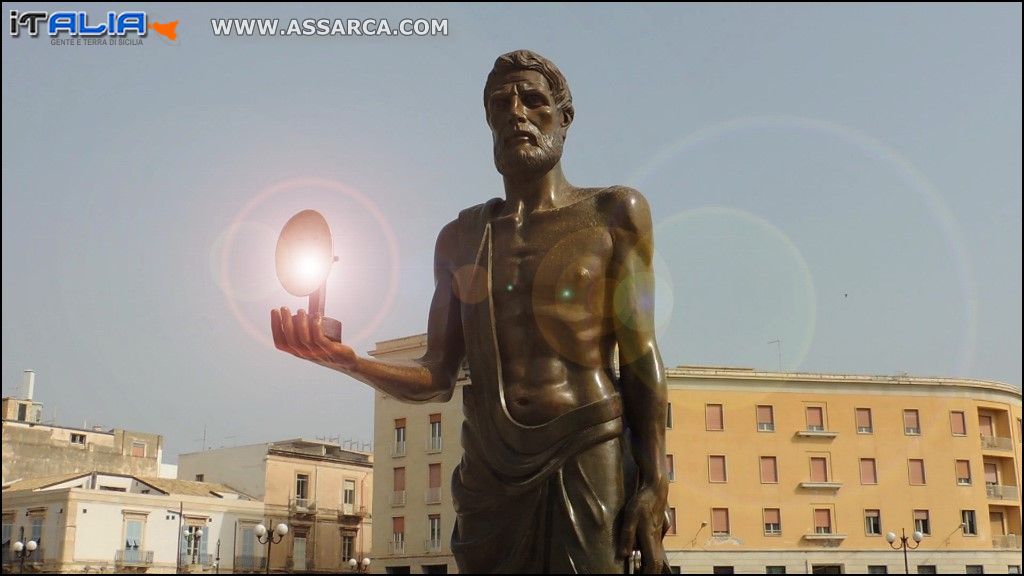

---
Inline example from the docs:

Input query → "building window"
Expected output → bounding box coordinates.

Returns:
[903,409,921,435]
[426,463,442,504]
[709,455,727,483]
[427,514,442,551]
[763,508,781,535]
[666,402,673,429]
[123,517,145,553]
[711,508,730,536]
[183,524,204,559]
[756,405,775,432]
[194,474,204,482]
[955,460,972,485]
[805,406,825,431]
[908,459,926,485]
[393,467,406,506]
[766,567,786,575]
[913,509,930,535]
[810,457,829,482]
[392,517,406,554]
[295,474,309,501]
[131,442,146,457]
[950,411,967,436]
[706,404,724,431]
[978,414,995,437]
[864,509,881,536]
[341,535,354,562]
[984,462,999,486]
[393,418,407,457]
[240,525,255,565]
[713,568,734,575]
[428,413,442,452]
[667,508,676,535]
[1008,566,1020,575]
[666,454,675,482]
[867,567,888,575]
[917,566,937,574]
[961,510,977,535]
[860,458,878,485]
[855,408,873,433]
[814,508,832,534]
[343,479,356,513]
[70,433,86,445]
[760,457,778,484]
[965,566,983,574]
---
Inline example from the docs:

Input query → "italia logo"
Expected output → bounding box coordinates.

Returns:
[9,10,178,40]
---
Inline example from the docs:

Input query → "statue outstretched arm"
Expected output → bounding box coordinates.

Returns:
[271,219,464,403]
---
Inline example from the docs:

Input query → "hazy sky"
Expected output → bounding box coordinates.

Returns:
[3,3,1020,462]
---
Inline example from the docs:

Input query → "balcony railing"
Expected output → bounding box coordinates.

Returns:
[757,422,775,432]
[425,487,442,504]
[424,538,442,553]
[391,441,407,457]
[115,549,154,565]
[799,481,843,491]
[986,484,1019,501]
[980,435,1013,451]
[181,552,213,566]
[426,436,443,453]
[290,498,317,513]
[234,555,267,572]
[1,547,9,566]
[391,490,407,506]
[389,538,405,555]
[993,534,1021,549]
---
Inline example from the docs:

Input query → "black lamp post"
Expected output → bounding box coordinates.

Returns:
[12,540,37,575]
[254,522,288,575]
[885,527,923,574]
[348,556,371,572]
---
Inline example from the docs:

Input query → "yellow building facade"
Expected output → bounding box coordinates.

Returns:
[371,336,1021,574]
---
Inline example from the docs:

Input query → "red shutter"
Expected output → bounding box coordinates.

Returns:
[810,458,828,482]
[763,508,780,524]
[806,407,824,428]
[856,408,872,429]
[706,405,723,430]
[429,413,441,424]
[709,456,726,482]
[428,463,441,488]
[860,459,877,484]
[760,457,778,483]
[756,405,773,425]
[950,412,966,435]
[814,509,831,531]
[393,467,406,491]
[909,460,926,484]
[711,508,729,534]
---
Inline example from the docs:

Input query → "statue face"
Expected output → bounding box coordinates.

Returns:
[485,69,567,178]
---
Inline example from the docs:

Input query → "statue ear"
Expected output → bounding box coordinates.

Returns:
[561,108,574,128]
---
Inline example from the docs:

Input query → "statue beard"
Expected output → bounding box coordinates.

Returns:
[493,130,564,179]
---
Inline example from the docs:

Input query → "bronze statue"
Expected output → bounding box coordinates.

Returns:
[271,49,669,574]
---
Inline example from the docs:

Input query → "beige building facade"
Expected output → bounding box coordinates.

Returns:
[2,373,164,484]
[178,438,373,573]
[2,471,263,573]
[372,335,1021,574]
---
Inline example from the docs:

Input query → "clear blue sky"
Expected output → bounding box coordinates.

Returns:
[3,3,1020,461]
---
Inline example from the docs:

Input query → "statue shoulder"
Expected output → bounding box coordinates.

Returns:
[594,186,652,234]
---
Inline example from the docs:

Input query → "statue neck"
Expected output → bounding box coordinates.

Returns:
[501,162,573,214]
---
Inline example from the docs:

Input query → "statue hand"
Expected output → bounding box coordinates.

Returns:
[271,307,357,371]
[618,481,669,574]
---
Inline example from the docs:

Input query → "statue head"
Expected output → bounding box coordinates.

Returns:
[483,50,574,178]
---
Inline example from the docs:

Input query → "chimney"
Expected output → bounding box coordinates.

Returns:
[23,370,35,401]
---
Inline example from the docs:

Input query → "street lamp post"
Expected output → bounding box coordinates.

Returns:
[12,540,37,575]
[885,528,923,574]
[348,557,371,572]
[254,522,288,575]
[182,526,205,567]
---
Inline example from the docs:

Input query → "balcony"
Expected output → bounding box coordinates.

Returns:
[289,498,317,515]
[426,436,443,453]
[234,555,267,572]
[391,441,407,457]
[391,490,407,506]
[993,534,1021,549]
[389,538,406,555]
[425,487,442,504]
[803,532,847,543]
[181,552,213,567]
[980,435,1013,451]
[795,428,838,439]
[424,538,442,553]
[986,484,1019,501]
[115,549,154,566]
[799,481,843,491]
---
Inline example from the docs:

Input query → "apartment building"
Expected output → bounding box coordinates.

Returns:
[178,438,373,573]
[371,335,1021,574]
